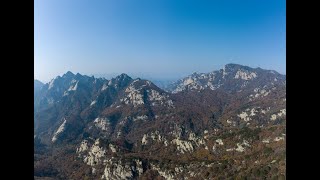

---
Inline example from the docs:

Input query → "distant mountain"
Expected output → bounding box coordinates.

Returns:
[90,73,119,80]
[166,63,285,93]
[92,73,177,91]
[148,79,175,91]
[34,64,286,179]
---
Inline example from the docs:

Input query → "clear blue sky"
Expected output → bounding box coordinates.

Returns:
[35,0,286,83]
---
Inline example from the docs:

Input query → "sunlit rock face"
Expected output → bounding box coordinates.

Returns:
[34,64,286,179]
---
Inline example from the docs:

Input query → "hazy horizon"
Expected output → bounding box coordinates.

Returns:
[35,0,286,83]
[35,63,286,84]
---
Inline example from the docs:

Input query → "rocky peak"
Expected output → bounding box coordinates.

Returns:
[166,64,286,93]
[190,72,199,76]
[223,63,255,74]
[117,78,173,108]
[109,73,133,88]
[62,71,75,79]
[117,73,131,81]
[224,63,247,70]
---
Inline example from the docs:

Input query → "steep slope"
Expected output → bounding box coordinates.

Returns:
[34,72,133,144]
[34,79,44,91]
[34,64,286,180]
[34,79,44,111]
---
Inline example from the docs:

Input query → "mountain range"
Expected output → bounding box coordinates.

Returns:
[34,63,286,180]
